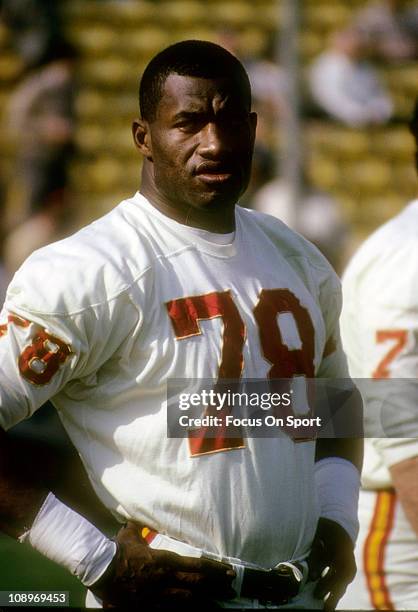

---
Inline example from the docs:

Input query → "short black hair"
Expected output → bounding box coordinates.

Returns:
[139,40,252,122]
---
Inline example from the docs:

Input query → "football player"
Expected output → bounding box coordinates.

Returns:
[338,98,418,609]
[0,40,362,610]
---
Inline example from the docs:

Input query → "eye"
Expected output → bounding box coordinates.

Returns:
[175,115,206,133]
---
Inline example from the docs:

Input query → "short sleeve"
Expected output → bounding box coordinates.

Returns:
[0,280,140,431]
[0,307,77,428]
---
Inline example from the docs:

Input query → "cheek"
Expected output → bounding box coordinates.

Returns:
[153,137,187,170]
[152,145,177,177]
[152,144,191,193]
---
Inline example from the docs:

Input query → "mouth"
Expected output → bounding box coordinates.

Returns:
[194,162,235,185]
[196,172,233,185]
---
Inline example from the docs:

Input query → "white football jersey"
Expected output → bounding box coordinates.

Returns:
[0,192,348,568]
[341,199,418,489]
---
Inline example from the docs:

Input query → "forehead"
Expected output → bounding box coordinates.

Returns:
[156,73,249,118]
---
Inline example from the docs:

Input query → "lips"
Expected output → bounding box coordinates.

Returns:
[194,162,235,184]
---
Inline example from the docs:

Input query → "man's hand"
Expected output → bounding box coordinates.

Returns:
[91,521,236,610]
[307,517,356,612]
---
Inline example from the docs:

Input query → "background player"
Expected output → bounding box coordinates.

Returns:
[338,98,418,609]
[0,40,362,609]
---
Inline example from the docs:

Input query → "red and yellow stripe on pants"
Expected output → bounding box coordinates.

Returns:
[363,490,396,610]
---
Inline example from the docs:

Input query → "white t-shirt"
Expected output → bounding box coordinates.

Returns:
[0,192,348,567]
[341,199,418,490]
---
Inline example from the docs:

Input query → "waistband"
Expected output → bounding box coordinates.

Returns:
[140,526,308,604]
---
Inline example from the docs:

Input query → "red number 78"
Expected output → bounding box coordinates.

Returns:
[166,289,315,455]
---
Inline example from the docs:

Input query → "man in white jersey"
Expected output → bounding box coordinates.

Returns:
[0,40,362,610]
[338,99,418,610]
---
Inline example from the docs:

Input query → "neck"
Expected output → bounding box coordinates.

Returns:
[139,161,236,233]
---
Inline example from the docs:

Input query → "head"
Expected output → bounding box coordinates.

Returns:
[331,28,366,60]
[132,40,257,232]
[410,98,418,173]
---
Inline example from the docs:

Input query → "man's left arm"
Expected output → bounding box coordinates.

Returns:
[307,433,363,612]
[308,271,364,610]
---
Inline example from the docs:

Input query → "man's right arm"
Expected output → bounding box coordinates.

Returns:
[0,424,236,608]
[0,284,236,605]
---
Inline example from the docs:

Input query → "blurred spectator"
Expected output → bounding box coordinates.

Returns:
[352,0,418,63]
[253,170,350,273]
[3,37,77,273]
[3,210,70,276]
[308,27,393,127]
[0,0,61,70]
[244,33,289,124]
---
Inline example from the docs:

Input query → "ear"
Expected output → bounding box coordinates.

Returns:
[132,118,152,160]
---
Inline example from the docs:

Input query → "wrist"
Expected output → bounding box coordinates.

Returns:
[314,457,360,544]
[19,492,117,586]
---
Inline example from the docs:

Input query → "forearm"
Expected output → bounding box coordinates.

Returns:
[314,438,363,545]
[0,425,116,586]
[390,455,418,537]
[315,437,363,471]
[0,425,48,539]
[315,380,364,470]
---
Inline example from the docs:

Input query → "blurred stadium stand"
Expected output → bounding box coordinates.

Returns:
[0,0,416,244]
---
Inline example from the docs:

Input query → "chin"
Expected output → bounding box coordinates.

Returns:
[195,197,237,213]
[195,186,243,209]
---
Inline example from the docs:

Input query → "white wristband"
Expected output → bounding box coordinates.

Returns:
[314,457,360,544]
[19,492,117,586]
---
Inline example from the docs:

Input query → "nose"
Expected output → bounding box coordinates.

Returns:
[197,122,230,159]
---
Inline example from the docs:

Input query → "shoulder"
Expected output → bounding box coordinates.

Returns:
[345,201,418,283]
[343,200,418,305]
[238,206,342,323]
[238,206,339,281]
[5,196,155,316]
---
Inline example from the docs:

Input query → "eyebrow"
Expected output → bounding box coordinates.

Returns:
[172,110,207,121]
[171,101,242,122]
